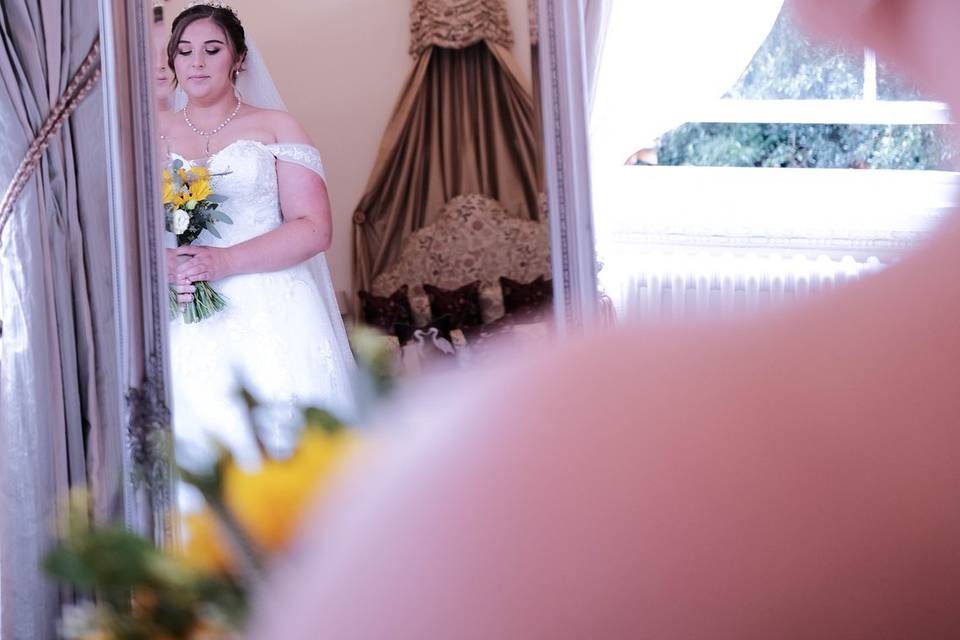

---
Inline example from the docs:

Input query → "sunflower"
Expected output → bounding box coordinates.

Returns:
[173,187,191,208]
[161,170,176,206]
[188,166,210,181]
[188,178,212,203]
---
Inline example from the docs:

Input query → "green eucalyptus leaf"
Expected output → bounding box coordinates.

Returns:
[304,408,346,434]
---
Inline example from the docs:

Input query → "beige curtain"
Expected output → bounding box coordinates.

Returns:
[352,0,544,294]
[0,2,120,638]
[529,0,543,160]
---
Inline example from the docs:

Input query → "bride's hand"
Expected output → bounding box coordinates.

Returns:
[166,248,196,303]
[172,283,196,304]
[175,245,233,283]
[166,247,182,283]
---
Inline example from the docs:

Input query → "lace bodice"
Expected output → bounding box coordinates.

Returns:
[182,140,326,247]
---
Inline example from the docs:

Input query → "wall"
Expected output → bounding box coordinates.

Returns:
[165,0,534,298]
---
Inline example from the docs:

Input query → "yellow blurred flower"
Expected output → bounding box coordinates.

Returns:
[181,511,234,575]
[224,430,359,553]
[181,429,361,574]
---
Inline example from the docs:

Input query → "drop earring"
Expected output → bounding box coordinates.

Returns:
[232,68,242,100]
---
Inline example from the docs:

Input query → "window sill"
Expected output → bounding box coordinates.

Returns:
[594,165,960,260]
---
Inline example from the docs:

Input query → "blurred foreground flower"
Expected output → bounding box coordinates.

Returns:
[181,413,362,576]
[45,408,365,639]
[44,491,245,639]
[44,330,396,639]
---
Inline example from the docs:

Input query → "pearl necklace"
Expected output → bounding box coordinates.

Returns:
[183,98,242,154]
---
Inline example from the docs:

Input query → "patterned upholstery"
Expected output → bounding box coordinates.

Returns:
[371,193,551,327]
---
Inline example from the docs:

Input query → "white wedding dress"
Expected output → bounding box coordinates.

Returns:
[168,139,356,484]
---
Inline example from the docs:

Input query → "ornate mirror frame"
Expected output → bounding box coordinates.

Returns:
[99,0,174,543]
[537,0,599,336]
[97,0,598,543]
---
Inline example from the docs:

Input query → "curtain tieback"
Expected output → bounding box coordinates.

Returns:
[0,37,102,246]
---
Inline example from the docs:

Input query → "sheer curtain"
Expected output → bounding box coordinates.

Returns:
[583,0,612,113]
[0,2,118,638]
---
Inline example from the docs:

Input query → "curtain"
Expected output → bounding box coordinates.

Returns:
[583,0,612,113]
[352,0,543,294]
[0,2,119,638]
[529,0,541,156]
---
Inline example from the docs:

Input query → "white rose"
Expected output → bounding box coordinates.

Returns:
[173,208,190,235]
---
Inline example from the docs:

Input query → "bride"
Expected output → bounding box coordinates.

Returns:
[158,2,356,485]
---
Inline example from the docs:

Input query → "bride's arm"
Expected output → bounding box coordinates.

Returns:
[175,112,332,283]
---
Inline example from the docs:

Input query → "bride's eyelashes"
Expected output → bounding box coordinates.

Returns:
[177,48,223,56]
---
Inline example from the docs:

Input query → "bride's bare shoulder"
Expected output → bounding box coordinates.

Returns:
[243,105,313,145]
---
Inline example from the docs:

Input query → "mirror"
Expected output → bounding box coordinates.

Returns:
[100,0,597,538]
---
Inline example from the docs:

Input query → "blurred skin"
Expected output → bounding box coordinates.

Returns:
[790,0,960,112]
[251,1,960,638]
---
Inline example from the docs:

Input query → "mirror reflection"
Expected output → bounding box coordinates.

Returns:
[148,0,552,505]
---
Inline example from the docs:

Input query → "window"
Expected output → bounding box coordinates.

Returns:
[592,4,959,319]
[648,8,954,171]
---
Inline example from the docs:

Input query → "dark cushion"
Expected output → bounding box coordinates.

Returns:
[461,314,514,343]
[499,275,553,319]
[358,285,413,334]
[394,314,454,347]
[423,281,483,329]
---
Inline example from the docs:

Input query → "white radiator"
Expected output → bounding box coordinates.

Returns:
[602,252,887,321]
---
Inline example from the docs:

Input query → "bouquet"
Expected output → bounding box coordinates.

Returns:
[43,329,394,640]
[45,406,362,640]
[163,157,233,324]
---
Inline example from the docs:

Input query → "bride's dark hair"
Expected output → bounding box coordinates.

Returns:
[166,4,247,86]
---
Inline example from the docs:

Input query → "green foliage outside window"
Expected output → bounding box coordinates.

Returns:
[657,123,952,170]
[653,7,954,170]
